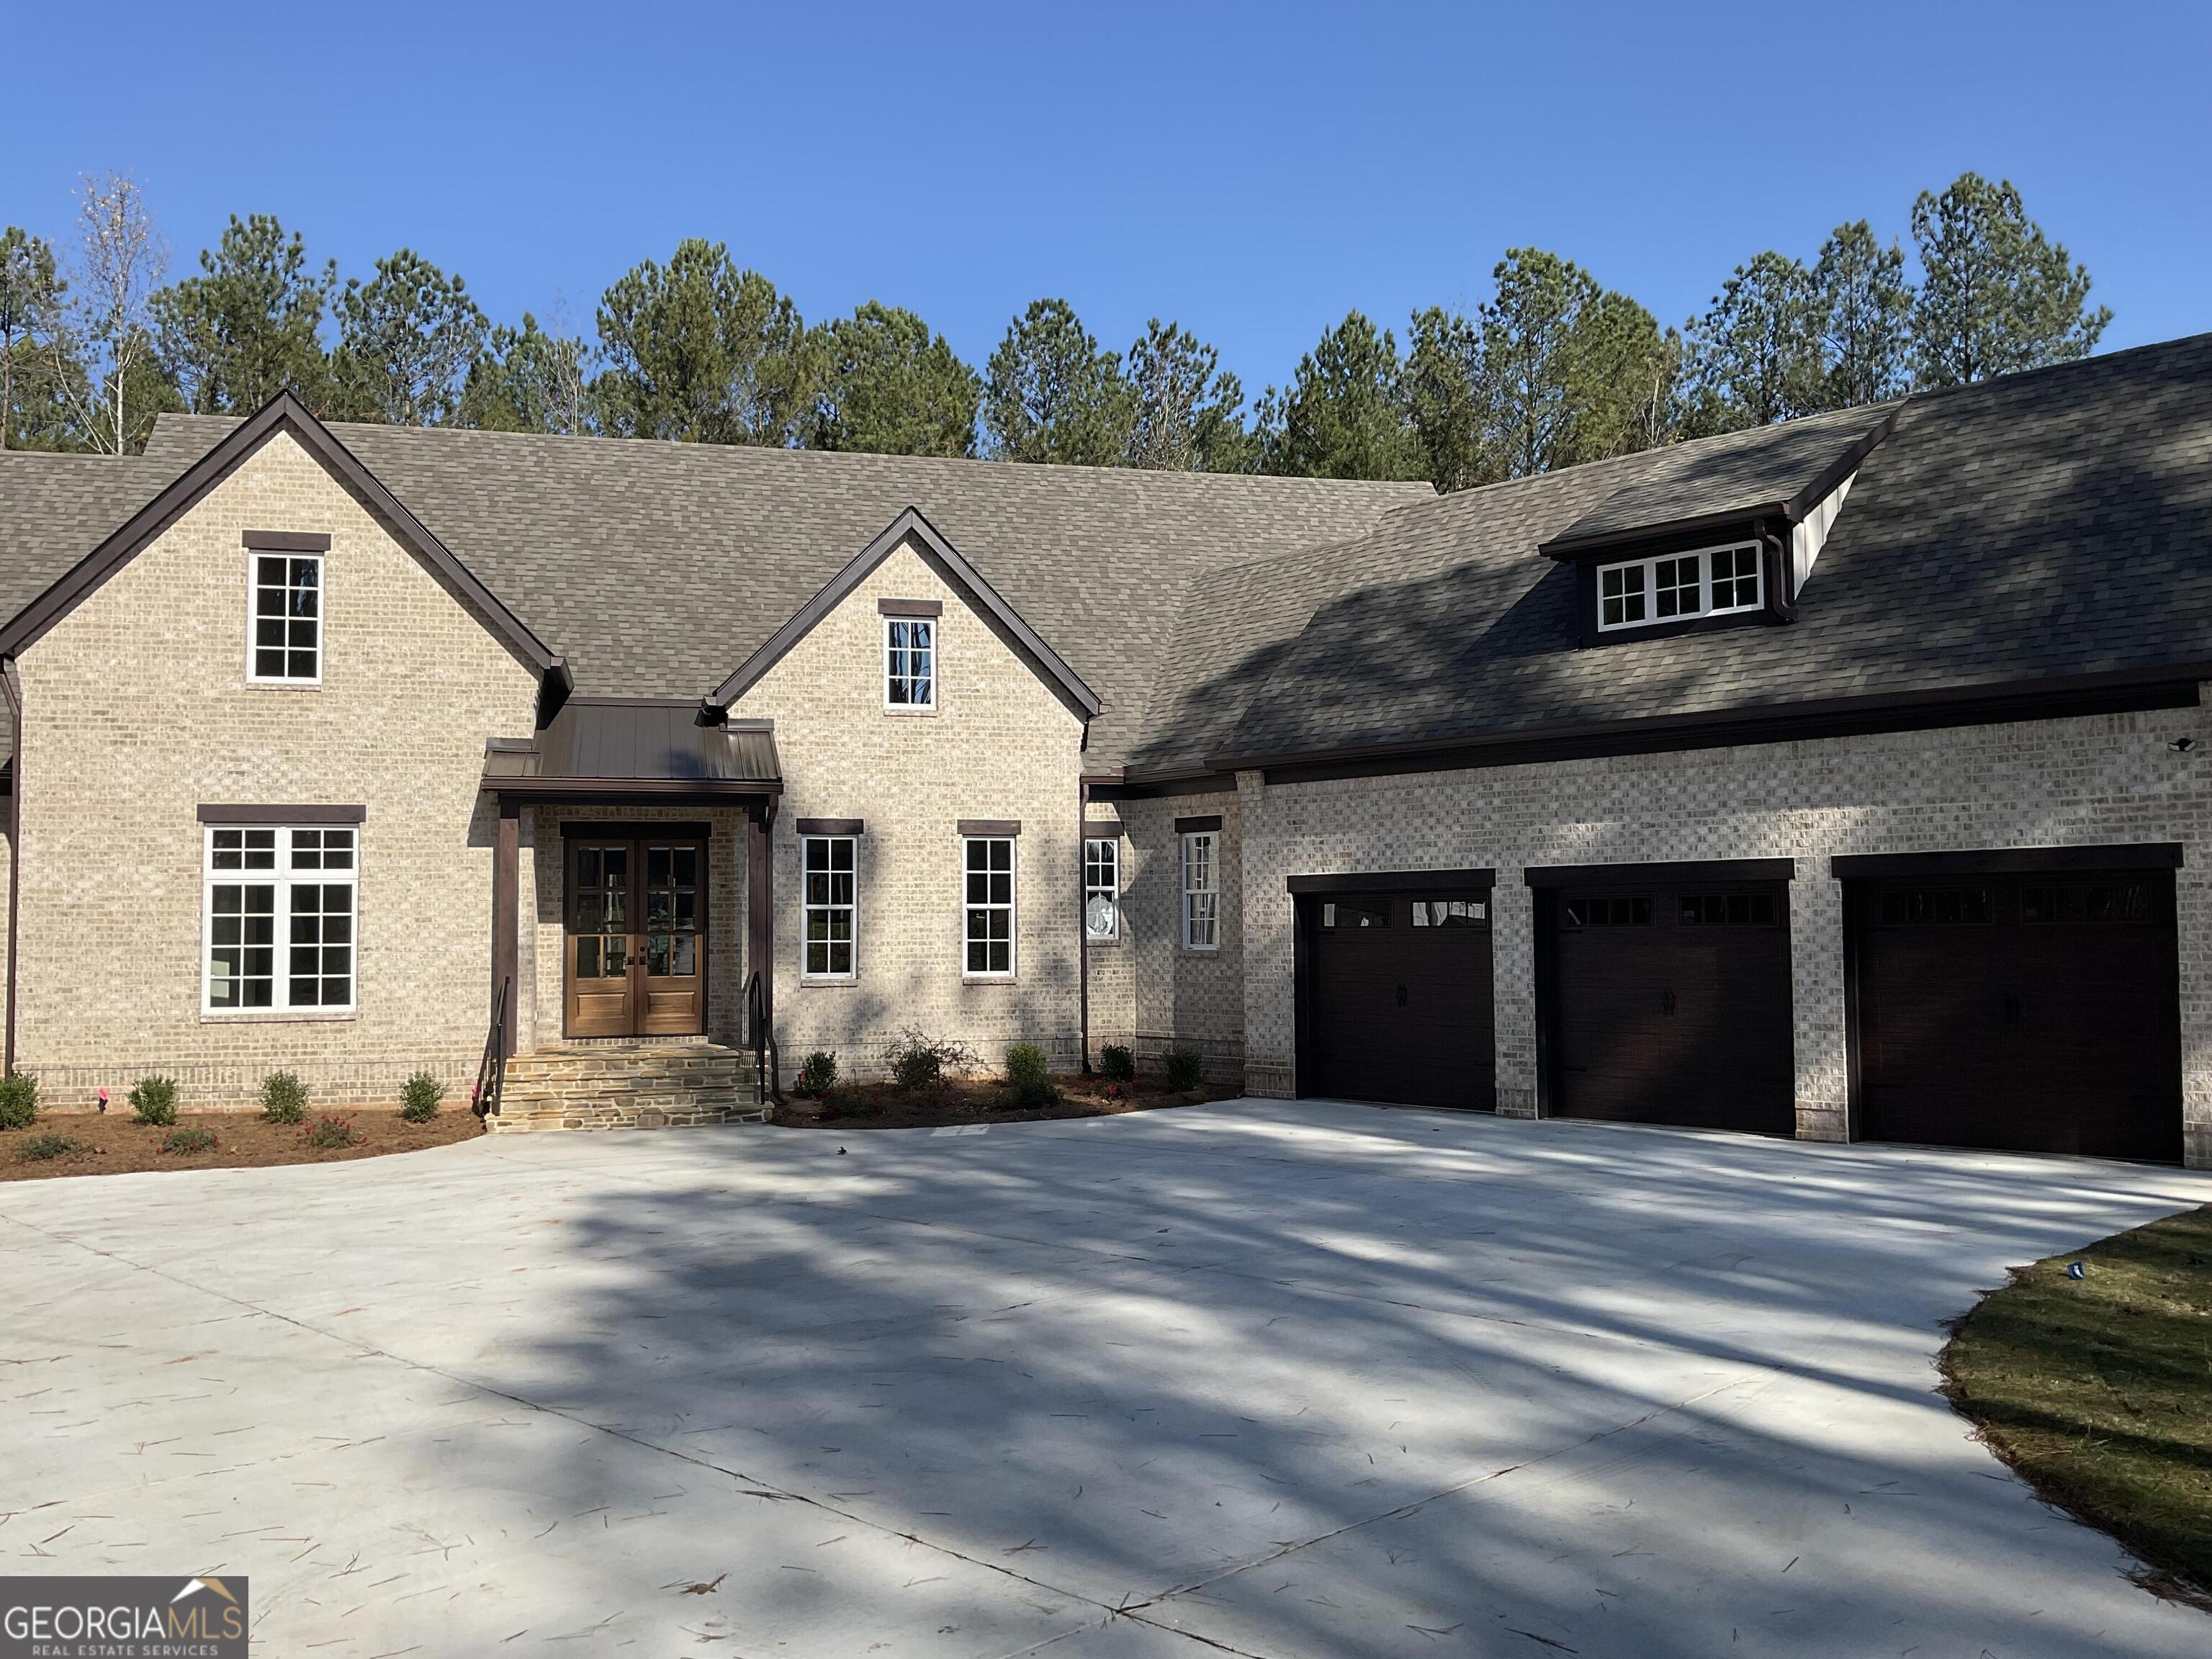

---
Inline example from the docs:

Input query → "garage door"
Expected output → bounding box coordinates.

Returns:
[1538,866,1795,1136]
[1847,858,2182,1162]
[1296,881,1495,1110]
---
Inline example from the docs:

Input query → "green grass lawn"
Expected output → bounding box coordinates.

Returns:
[1943,1203,2212,1606]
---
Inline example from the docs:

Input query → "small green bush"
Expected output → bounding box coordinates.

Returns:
[300,1115,361,1150]
[822,1082,870,1118]
[883,1026,979,1093]
[129,1076,178,1126]
[1097,1044,1136,1084]
[19,1132,92,1162]
[1164,1047,1205,1091]
[261,1071,307,1125]
[399,1071,444,1123]
[1004,1043,1050,1089]
[159,1125,218,1156]
[796,1051,838,1097]
[0,1073,36,1130]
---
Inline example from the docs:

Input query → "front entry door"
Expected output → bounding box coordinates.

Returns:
[564,835,706,1038]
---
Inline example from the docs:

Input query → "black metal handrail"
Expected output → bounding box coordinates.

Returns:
[472,976,510,1118]
[745,969,777,1106]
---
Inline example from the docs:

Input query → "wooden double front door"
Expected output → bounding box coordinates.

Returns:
[564,832,708,1038]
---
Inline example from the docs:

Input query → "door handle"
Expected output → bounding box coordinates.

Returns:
[1660,989,1677,1016]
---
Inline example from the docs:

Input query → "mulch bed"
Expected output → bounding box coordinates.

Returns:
[1941,1202,2212,1609]
[0,1107,483,1182]
[773,1074,1233,1131]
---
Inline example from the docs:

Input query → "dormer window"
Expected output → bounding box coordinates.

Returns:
[1596,541,1763,633]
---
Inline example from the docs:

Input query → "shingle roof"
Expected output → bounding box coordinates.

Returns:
[138,418,1429,770]
[1214,332,2212,768]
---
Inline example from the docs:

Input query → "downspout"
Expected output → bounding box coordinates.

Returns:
[1077,775,1091,1075]
[2,658,22,1077]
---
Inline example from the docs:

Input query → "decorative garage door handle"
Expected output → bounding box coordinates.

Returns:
[1661,989,1677,1015]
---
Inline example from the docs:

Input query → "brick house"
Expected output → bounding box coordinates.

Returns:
[1,333,2207,1166]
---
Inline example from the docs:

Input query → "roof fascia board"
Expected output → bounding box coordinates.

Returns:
[0,392,564,685]
[709,506,1102,718]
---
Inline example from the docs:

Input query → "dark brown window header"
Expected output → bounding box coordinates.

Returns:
[958,819,1020,837]
[797,817,865,837]
[1525,857,1794,888]
[1288,868,1495,895]
[242,530,332,552]
[1831,843,2182,880]
[198,803,366,825]
[557,820,714,840]
[1175,814,1224,834]
[878,598,943,618]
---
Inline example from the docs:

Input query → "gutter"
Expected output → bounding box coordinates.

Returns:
[3,659,20,1077]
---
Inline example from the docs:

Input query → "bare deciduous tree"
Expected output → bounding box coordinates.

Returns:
[50,171,169,454]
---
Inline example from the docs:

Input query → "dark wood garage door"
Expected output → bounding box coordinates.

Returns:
[1542,874,1795,1136]
[1850,867,2181,1161]
[1299,889,1495,1110]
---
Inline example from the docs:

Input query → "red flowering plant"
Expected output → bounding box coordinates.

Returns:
[299,1115,364,1150]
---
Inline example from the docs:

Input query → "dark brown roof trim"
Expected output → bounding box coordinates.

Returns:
[709,507,1101,719]
[1092,768,1240,802]
[796,817,865,836]
[198,802,367,825]
[242,529,332,552]
[0,392,567,699]
[1830,843,2182,880]
[1174,814,1223,833]
[559,819,714,840]
[1538,408,1897,560]
[1228,668,2203,787]
[1288,868,1496,894]
[877,598,943,618]
[1526,858,1795,888]
[487,778,780,804]
[958,818,1021,837]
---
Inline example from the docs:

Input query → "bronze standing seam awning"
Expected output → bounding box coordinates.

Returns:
[482,697,782,806]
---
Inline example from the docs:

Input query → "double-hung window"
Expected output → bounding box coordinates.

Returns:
[1084,835,1120,941]
[204,825,356,1012]
[251,552,322,681]
[963,836,1015,976]
[802,835,857,979]
[1181,831,1219,950]
[1596,541,1762,632]
[885,617,935,709]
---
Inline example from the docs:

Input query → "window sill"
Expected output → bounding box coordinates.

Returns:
[1086,932,1123,946]
[882,705,940,718]
[961,973,1017,985]
[243,678,324,691]
[799,974,860,987]
[1179,945,1222,956]
[200,1009,357,1024]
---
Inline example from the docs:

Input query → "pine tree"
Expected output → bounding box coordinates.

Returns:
[1123,318,1253,472]
[459,313,594,434]
[150,214,336,415]
[331,249,487,427]
[1811,220,1912,409]
[811,301,980,457]
[981,299,1131,465]
[1683,251,1825,432]
[1257,311,1426,482]
[1910,173,2110,388]
[0,227,70,450]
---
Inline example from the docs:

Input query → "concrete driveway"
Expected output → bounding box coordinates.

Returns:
[4,1102,2208,1658]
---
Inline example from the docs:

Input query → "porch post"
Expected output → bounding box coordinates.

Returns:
[493,796,519,1051]
[747,799,776,1071]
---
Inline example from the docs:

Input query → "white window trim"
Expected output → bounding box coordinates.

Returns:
[1595,539,1763,633]
[801,834,858,981]
[202,824,358,1017]
[962,835,1017,979]
[246,549,325,686]
[883,615,937,711]
[1084,835,1120,942]
[1181,831,1220,952]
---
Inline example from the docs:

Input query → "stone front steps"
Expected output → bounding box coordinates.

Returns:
[487,1043,768,1133]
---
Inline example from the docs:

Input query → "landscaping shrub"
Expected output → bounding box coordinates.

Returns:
[1164,1046,1205,1091]
[1004,1042,1056,1110]
[882,1027,979,1092]
[159,1125,218,1156]
[261,1071,307,1125]
[1097,1044,1136,1084]
[129,1076,178,1126]
[300,1115,362,1150]
[399,1071,444,1123]
[19,1133,92,1162]
[822,1082,870,1118]
[796,1051,838,1097]
[0,1072,36,1130]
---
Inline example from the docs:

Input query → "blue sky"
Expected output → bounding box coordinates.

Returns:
[4,1,2206,387]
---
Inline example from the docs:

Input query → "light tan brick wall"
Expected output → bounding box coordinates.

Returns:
[1082,800,1135,1066]
[1108,787,1245,1084]
[729,539,1087,1081]
[1238,703,2212,1167]
[14,428,540,1112]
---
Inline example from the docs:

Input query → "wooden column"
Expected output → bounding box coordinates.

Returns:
[493,796,519,1051]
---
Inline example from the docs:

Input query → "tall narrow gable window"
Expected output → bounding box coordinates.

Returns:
[1596,541,1762,633]
[885,617,935,709]
[205,825,356,1012]
[1182,831,1219,950]
[1084,835,1120,940]
[802,835,857,979]
[251,552,323,681]
[963,836,1015,976]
